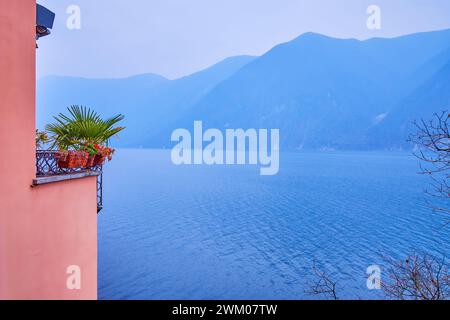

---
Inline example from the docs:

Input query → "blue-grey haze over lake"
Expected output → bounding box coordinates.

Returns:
[98,150,449,299]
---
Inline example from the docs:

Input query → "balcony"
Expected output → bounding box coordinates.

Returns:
[34,150,103,212]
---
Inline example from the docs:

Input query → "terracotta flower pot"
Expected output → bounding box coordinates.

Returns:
[56,151,89,169]
[93,154,106,166]
[85,155,96,167]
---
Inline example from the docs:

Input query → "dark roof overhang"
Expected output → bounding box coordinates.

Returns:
[36,4,55,39]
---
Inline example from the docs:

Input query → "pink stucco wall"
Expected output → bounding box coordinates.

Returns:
[0,0,97,299]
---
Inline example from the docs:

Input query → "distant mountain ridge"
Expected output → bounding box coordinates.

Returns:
[37,29,450,150]
[37,55,256,147]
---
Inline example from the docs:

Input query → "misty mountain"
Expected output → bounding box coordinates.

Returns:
[37,55,256,147]
[368,57,450,149]
[151,30,450,150]
[37,29,450,150]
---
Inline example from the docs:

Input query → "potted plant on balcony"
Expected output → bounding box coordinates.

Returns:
[46,105,125,169]
[92,144,115,166]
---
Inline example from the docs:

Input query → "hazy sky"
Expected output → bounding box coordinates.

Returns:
[36,0,450,79]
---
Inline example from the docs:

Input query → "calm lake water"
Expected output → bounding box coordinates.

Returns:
[98,149,449,299]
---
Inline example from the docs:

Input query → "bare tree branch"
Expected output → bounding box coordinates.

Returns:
[409,111,450,221]
[382,254,449,300]
[305,261,339,300]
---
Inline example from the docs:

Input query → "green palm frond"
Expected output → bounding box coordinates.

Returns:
[46,105,125,150]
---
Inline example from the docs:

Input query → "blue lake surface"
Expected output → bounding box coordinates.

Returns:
[98,149,449,299]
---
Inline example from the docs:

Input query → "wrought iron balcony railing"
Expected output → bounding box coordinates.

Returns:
[36,150,103,212]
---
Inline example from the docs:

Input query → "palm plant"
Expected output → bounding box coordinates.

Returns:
[46,105,125,152]
[35,129,49,149]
